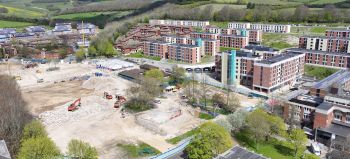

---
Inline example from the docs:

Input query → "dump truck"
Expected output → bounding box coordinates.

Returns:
[68,98,81,111]
[114,96,127,108]
[104,92,113,99]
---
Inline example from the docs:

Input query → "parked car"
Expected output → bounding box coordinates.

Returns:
[311,143,321,156]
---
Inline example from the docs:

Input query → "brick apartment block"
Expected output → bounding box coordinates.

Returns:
[149,19,210,28]
[168,43,201,64]
[143,41,169,58]
[325,30,350,38]
[219,34,249,48]
[299,36,350,53]
[205,27,263,44]
[228,22,291,33]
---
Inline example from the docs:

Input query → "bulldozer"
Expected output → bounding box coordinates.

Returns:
[68,98,81,111]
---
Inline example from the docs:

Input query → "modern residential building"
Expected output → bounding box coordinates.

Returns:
[218,34,249,48]
[205,27,263,43]
[287,48,350,69]
[215,50,261,87]
[77,23,96,35]
[299,36,350,53]
[149,19,210,28]
[325,30,350,38]
[190,32,219,40]
[143,41,170,59]
[252,52,305,93]
[228,22,291,33]
[25,26,46,35]
[243,45,280,59]
[167,43,201,64]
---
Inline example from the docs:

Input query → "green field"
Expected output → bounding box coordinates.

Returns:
[126,52,161,61]
[262,33,295,50]
[199,113,214,120]
[0,4,44,18]
[0,20,34,29]
[117,142,160,158]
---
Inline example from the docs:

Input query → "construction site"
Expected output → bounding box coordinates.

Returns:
[0,59,207,158]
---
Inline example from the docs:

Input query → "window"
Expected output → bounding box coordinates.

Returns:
[334,111,342,121]
[346,113,350,123]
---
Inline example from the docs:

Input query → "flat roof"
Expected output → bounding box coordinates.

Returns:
[289,95,323,107]
[316,102,333,111]
[216,146,267,159]
[300,36,350,40]
[287,48,350,57]
[219,34,247,38]
[220,50,261,58]
[256,52,303,64]
[313,70,350,89]
[326,29,350,32]
[169,43,199,48]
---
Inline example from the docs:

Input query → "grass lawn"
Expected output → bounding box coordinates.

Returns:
[53,11,131,21]
[166,129,199,144]
[210,21,228,28]
[199,112,214,120]
[0,20,34,29]
[304,65,339,80]
[269,42,293,50]
[262,33,294,49]
[126,52,161,61]
[220,47,238,52]
[0,4,44,18]
[235,129,297,159]
[310,27,327,34]
[117,142,161,158]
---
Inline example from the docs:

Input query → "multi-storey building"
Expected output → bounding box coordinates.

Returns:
[287,48,350,69]
[299,36,350,53]
[77,23,97,35]
[168,43,201,64]
[190,32,219,40]
[204,27,263,43]
[325,30,350,38]
[243,45,280,59]
[282,70,350,147]
[149,19,210,28]
[219,34,249,48]
[143,41,170,59]
[228,22,291,33]
[215,50,262,87]
[53,23,72,35]
[252,52,305,93]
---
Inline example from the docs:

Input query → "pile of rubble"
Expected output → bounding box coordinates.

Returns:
[39,95,113,127]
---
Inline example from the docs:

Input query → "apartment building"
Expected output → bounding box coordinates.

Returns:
[219,34,249,48]
[227,22,251,29]
[228,22,291,33]
[282,70,350,147]
[287,48,350,69]
[143,41,170,58]
[53,23,72,35]
[325,30,350,38]
[168,43,201,64]
[299,36,350,53]
[149,19,210,27]
[252,52,305,93]
[243,45,280,59]
[205,27,263,43]
[77,23,97,35]
[190,32,219,40]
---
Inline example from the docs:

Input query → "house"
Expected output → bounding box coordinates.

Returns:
[0,140,11,159]
[25,26,46,35]
[53,23,72,35]
[77,23,96,35]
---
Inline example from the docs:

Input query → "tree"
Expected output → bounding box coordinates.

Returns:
[289,128,307,157]
[304,154,320,159]
[145,69,164,82]
[17,137,60,159]
[0,75,32,156]
[88,46,97,57]
[58,47,68,59]
[294,5,309,22]
[21,120,47,141]
[223,89,241,113]
[186,122,233,159]
[212,93,225,107]
[67,139,98,159]
[0,7,8,13]
[246,109,270,150]
[237,0,248,5]
[75,48,85,62]
[170,66,186,85]
[226,110,247,132]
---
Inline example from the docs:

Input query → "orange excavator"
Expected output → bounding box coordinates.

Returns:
[68,98,81,111]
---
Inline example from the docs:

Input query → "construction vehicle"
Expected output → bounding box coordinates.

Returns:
[104,92,113,100]
[14,76,21,80]
[68,98,81,111]
[114,95,127,108]
[37,78,44,83]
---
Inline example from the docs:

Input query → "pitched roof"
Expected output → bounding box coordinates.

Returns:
[0,140,11,159]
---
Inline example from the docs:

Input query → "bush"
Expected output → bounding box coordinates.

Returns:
[17,137,60,159]
[0,7,9,13]
[67,139,98,159]
[21,120,47,141]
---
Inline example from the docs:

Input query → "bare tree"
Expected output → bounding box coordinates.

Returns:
[0,75,32,156]
[294,5,309,22]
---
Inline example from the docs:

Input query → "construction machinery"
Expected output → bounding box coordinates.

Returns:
[68,98,81,111]
[104,92,113,100]
[114,95,127,108]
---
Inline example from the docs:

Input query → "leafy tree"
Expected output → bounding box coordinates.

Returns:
[58,47,69,59]
[88,46,97,57]
[226,110,247,132]
[75,48,85,62]
[67,139,98,159]
[145,69,164,82]
[215,119,232,132]
[21,120,47,141]
[170,66,186,85]
[212,93,225,107]
[237,0,248,5]
[223,92,240,113]
[17,137,60,159]
[104,42,116,57]
[186,122,233,159]
[246,109,270,150]
[289,128,307,157]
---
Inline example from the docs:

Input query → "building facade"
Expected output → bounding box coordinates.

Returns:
[143,41,170,58]
[168,44,201,64]
[228,22,291,33]
[149,19,210,27]
[299,36,350,53]
[218,34,249,48]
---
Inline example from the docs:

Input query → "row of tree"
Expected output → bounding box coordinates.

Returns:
[159,4,350,23]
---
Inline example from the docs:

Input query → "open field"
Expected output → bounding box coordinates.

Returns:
[53,11,132,21]
[0,4,44,18]
[0,20,34,29]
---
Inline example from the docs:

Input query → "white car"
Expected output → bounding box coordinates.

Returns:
[311,142,321,156]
